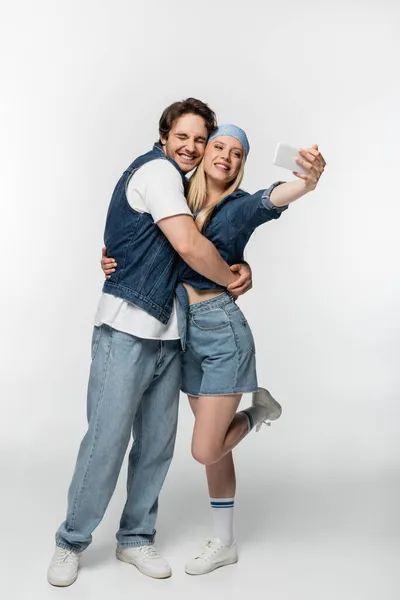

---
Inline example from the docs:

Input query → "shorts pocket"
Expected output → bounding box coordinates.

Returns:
[191,308,230,332]
[230,311,256,355]
[242,319,256,354]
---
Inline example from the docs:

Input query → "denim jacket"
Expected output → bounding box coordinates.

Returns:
[102,143,188,325]
[174,182,287,347]
[176,181,287,294]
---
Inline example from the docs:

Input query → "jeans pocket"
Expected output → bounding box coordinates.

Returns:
[91,326,102,360]
[191,308,230,332]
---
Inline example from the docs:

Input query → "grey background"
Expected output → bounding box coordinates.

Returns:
[1,0,399,598]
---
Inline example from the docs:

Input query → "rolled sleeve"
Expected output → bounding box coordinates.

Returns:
[261,181,288,215]
[227,181,288,233]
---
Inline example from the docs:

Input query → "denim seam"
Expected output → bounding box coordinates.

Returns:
[229,311,255,357]
[70,327,114,531]
[225,206,243,235]
[190,302,231,314]
[137,237,169,291]
[103,281,170,323]
[123,167,139,199]
[188,295,232,315]
[185,388,257,397]
[261,183,287,213]
[117,540,155,548]
[155,340,166,370]
[91,326,102,361]
[185,339,203,361]
[242,319,256,355]
[225,308,239,391]
[190,317,230,332]
[118,220,141,283]
[147,251,176,297]
[55,542,82,554]
[126,404,143,494]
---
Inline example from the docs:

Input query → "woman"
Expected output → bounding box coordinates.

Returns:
[102,125,326,574]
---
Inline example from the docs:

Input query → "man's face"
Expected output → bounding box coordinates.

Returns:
[161,113,208,174]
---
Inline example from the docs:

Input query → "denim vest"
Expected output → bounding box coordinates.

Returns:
[102,143,188,325]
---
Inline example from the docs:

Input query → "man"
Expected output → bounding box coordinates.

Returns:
[47,98,251,586]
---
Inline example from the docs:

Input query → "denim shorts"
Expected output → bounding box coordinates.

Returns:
[181,292,258,396]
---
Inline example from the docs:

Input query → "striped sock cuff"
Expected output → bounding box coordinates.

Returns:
[240,409,254,431]
[210,498,235,509]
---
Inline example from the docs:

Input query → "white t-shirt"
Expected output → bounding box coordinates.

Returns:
[94,159,192,340]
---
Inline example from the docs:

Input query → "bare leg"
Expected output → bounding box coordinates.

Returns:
[188,396,236,495]
[189,394,252,465]
[188,396,237,556]
[206,452,236,498]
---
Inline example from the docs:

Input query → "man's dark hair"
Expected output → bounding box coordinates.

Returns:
[159,98,217,141]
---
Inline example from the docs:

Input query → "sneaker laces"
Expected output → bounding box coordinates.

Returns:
[195,539,223,562]
[55,548,78,565]
[255,419,271,433]
[138,545,162,560]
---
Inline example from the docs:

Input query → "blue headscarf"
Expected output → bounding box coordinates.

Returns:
[208,124,250,159]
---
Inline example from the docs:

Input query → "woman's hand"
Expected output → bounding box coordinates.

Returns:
[101,246,117,279]
[270,145,326,207]
[294,144,326,190]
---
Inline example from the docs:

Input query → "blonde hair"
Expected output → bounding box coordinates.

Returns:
[187,151,246,232]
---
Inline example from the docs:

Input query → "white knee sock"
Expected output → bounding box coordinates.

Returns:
[210,498,235,547]
[239,405,267,431]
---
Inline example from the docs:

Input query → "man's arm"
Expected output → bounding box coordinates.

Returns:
[100,158,244,289]
[140,159,237,288]
[157,215,237,288]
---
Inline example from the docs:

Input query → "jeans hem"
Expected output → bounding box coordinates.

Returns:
[182,386,258,397]
[117,541,155,548]
[56,542,83,554]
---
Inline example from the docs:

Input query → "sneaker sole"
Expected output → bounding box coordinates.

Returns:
[47,571,78,587]
[185,555,238,576]
[254,387,282,421]
[116,548,172,579]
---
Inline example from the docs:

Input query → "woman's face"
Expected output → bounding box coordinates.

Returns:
[203,135,244,187]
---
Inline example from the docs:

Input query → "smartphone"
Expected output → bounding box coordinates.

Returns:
[273,142,307,174]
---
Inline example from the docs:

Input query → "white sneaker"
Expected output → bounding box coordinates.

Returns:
[47,546,80,587]
[116,545,172,579]
[252,387,282,431]
[185,539,238,575]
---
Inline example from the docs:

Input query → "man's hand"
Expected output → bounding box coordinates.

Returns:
[101,246,117,279]
[227,262,253,298]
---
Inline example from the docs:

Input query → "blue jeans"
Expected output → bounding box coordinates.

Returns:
[56,324,181,552]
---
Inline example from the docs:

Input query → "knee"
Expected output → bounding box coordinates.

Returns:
[191,442,221,466]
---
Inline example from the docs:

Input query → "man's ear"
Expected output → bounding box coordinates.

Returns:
[160,135,168,147]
